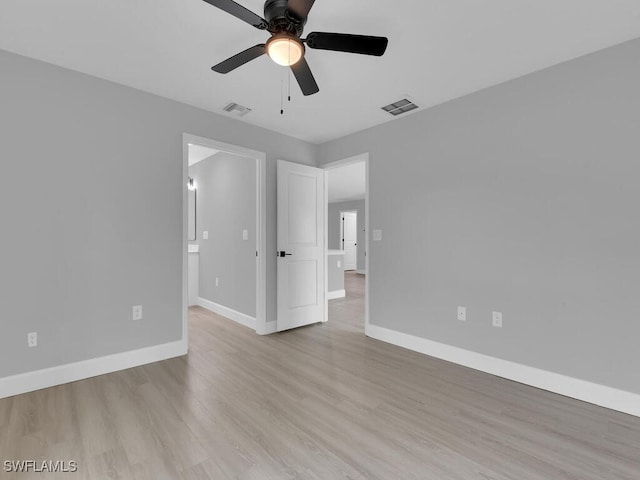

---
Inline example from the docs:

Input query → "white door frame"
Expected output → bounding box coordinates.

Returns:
[323,153,370,329]
[182,133,267,345]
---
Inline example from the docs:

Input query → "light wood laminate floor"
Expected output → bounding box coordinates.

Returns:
[1,272,639,479]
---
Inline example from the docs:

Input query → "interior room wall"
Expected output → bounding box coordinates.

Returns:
[318,38,640,395]
[328,200,366,272]
[190,152,256,317]
[0,48,317,380]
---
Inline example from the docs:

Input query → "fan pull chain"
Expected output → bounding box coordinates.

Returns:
[288,45,291,102]
[280,42,294,115]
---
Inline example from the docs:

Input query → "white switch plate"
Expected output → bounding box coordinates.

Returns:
[337,260,341,268]
[242,229,248,241]
[457,306,466,321]
[133,305,143,321]
[215,277,219,287]
[373,229,382,241]
[27,332,38,347]
[203,231,209,240]
[492,311,503,328]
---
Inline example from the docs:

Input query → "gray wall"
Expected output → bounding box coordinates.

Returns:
[190,152,256,317]
[319,38,640,394]
[0,48,316,379]
[327,254,345,293]
[328,200,366,272]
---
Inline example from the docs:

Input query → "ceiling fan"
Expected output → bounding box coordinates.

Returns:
[203,0,389,96]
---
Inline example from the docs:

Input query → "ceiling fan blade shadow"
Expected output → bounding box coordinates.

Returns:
[202,0,268,29]
[290,57,319,96]
[306,32,388,56]
[212,44,266,73]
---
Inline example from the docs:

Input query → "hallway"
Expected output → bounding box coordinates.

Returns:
[328,271,365,331]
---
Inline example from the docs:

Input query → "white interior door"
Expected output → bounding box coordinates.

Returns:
[341,211,357,271]
[277,160,325,331]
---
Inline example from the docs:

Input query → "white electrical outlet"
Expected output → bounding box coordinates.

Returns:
[242,229,248,241]
[457,306,466,322]
[203,231,209,240]
[373,229,382,241]
[215,277,219,287]
[492,311,503,328]
[133,305,143,321]
[27,332,38,347]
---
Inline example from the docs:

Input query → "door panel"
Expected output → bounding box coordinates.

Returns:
[277,160,325,331]
[342,211,357,271]
[287,260,318,309]
[288,173,318,245]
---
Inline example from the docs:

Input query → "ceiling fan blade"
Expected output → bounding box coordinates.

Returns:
[212,44,266,73]
[306,32,388,56]
[290,57,319,96]
[201,0,267,30]
[286,0,316,20]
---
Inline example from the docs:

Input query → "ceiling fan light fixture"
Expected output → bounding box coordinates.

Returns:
[266,36,304,66]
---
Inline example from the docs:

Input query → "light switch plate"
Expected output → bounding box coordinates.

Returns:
[337,260,341,268]
[373,229,382,241]
[242,229,248,241]
[457,306,466,321]
[203,231,209,240]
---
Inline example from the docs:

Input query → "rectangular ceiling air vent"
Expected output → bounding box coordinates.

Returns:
[381,98,419,116]
[223,102,252,117]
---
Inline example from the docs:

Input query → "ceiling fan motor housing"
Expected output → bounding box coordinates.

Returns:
[264,0,306,36]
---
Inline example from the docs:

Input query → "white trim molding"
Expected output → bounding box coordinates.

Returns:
[356,269,367,275]
[263,321,278,335]
[327,289,346,300]
[0,340,187,400]
[198,297,256,330]
[366,324,640,418]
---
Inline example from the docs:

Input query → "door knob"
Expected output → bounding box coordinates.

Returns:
[278,251,292,257]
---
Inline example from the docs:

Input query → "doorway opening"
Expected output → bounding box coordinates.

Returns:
[182,134,267,348]
[323,154,369,332]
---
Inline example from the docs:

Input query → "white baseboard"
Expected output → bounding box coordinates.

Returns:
[366,324,640,418]
[356,270,367,275]
[0,340,187,400]
[327,289,346,300]
[198,297,256,331]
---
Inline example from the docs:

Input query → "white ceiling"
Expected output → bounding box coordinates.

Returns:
[328,161,365,203]
[1,1,640,144]
[188,144,219,166]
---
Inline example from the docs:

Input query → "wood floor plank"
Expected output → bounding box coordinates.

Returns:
[1,272,639,479]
